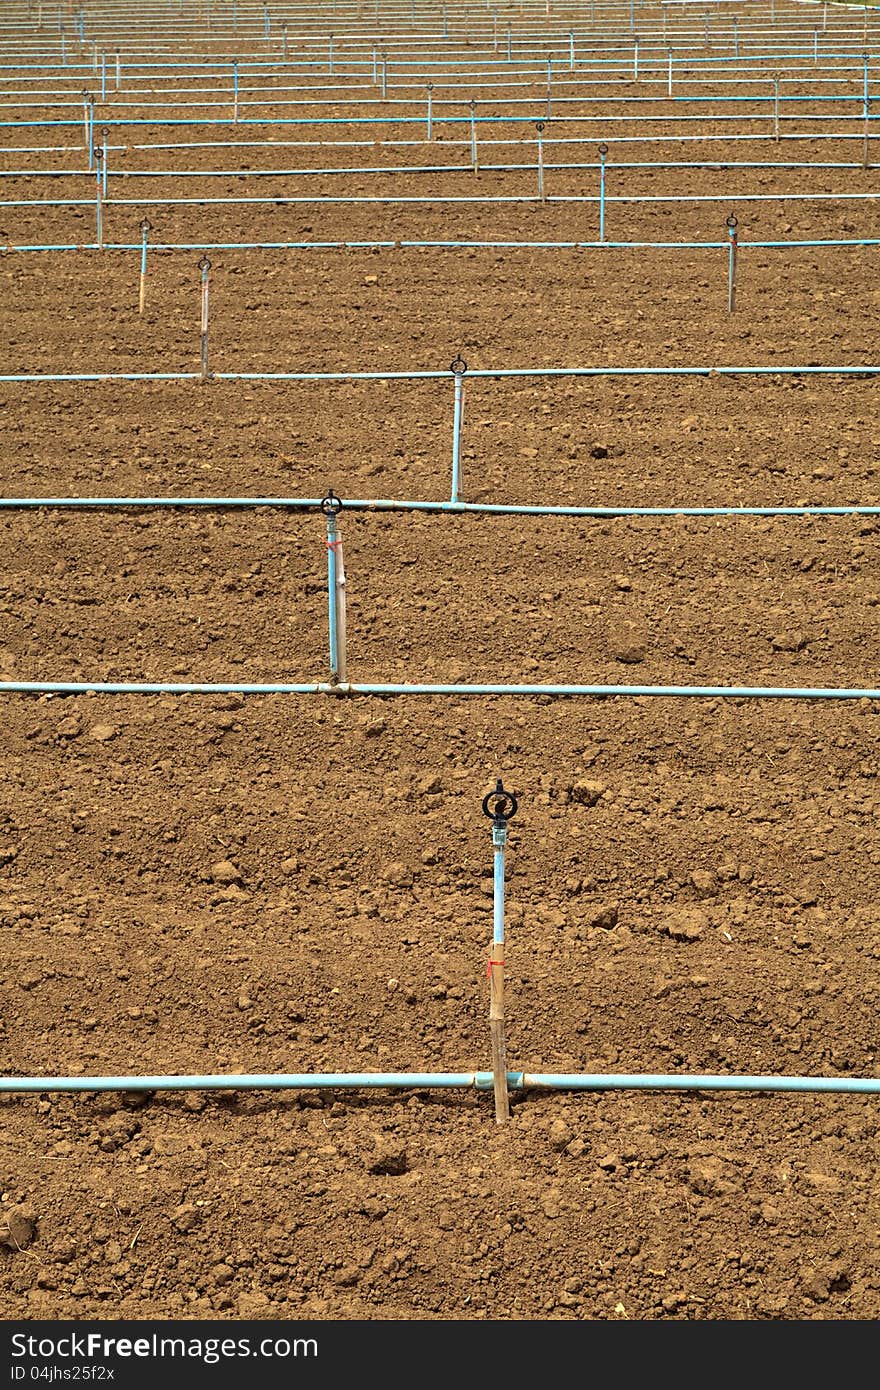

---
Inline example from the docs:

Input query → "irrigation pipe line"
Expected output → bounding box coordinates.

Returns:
[2,365,880,384]
[3,682,880,700]
[2,48,878,72]
[6,132,879,152]
[2,1071,880,1097]
[3,114,877,131]
[8,237,880,252]
[3,157,879,178]
[2,496,880,520]
[6,189,880,208]
[2,72,878,97]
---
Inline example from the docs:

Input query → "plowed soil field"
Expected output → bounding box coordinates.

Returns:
[2,10,880,1323]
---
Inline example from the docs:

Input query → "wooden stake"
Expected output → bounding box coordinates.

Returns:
[488,952,509,1123]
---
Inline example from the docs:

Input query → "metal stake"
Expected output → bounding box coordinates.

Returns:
[726,213,738,313]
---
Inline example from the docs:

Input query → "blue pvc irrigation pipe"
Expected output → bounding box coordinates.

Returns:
[1,1071,878,1096]
[1,498,880,519]
[450,362,465,504]
[493,838,506,949]
[4,238,880,254]
[1,682,880,700]
[1,366,880,383]
[326,508,339,679]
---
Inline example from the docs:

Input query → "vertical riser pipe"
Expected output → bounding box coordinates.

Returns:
[199,256,211,380]
[727,215,738,314]
[483,780,518,1126]
[450,357,466,503]
[94,155,102,249]
[138,220,151,315]
[327,525,338,679]
[321,492,344,682]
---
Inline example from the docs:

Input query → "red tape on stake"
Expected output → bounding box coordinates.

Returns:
[486,957,504,977]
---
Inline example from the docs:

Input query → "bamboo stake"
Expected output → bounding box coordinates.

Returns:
[488,953,508,1123]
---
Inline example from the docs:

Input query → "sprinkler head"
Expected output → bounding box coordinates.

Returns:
[726,213,738,229]
[482,778,518,827]
[450,354,468,376]
[320,490,343,517]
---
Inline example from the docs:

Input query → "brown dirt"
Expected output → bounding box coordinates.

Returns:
[2,4,880,1324]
